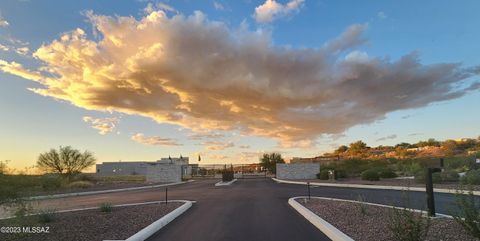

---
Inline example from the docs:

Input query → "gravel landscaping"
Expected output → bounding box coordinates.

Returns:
[0,202,182,241]
[300,198,477,241]
[301,178,480,191]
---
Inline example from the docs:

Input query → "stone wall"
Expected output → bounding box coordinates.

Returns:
[146,164,183,183]
[96,162,149,176]
[276,163,320,180]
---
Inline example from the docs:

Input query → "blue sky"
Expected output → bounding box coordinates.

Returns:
[0,0,479,170]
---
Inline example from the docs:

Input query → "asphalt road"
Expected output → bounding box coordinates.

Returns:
[30,178,471,241]
[147,178,331,241]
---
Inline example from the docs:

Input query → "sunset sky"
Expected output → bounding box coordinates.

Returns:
[1,0,479,170]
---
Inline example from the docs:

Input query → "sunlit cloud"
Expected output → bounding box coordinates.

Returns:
[0,9,478,148]
[131,133,182,146]
[203,141,234,150]
[0,16,8,27]
[239,145,250,149]
[188,132,225,140]
[82,116,118,135]
[254,0,304,23]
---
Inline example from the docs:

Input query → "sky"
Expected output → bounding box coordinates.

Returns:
[0,0,479,170]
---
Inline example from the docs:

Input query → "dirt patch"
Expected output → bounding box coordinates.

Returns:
[300,198,477,241]
[0,202,182,241]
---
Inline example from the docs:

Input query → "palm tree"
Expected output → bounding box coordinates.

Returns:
[37,146,96,177]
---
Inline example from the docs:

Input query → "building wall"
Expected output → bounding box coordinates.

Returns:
[96,162,149,176]
[276,163,320,180]
[146,164,183,183]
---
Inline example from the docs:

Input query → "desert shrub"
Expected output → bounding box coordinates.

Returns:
[67,181,94,189]
[41,175,64,191]
[388,206,430,241]
[361,169,380,181]
[356,194,368,215]
[334,169,347,178]
[453,188,480,238]
[406,162,423,176]
[72,174,96,183]
[96,175,146,183]
[317,170,329,180]
[440,170,459,182]
[461,170,480,185]
[377,168,398,178]
[37,209,56,223]
[414,171,442,184]
[99,203,113,213]
[445,157,475,172]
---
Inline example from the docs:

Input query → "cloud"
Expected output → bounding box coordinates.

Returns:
[377,11,387,19]
[203,141,234,150]
[0,17,8,27]
[188,132,225,140]
[213,1,225,11]
[131,133,182,146]
[376,134,397,142]
[0,10,478,148]
[408,133,423,137]
[0,44,9,51]
[15,47,29,55]
[239,145,250,149]
[254,0,304,23]
[83,116,118,135]
[144,2,177,14]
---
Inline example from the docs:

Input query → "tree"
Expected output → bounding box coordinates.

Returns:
[260,153,285,174]
[37,146,96,177]
[348,141,369,156]
[334,145,349,154]
[441,140,458,156]
[0,160,10,174]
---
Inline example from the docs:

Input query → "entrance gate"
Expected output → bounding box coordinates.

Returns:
[190,163,267,179]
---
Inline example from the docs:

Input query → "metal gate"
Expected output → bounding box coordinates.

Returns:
[190,163,267,179]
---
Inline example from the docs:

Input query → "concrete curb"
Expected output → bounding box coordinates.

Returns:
[124,200,193,241]
[272,178,480,196]
[288,197,354,241]
[215,179,238,186]
[289,196,452,241]
[293,196,452,218]
[27,180,195,201]
[0,200,193,220]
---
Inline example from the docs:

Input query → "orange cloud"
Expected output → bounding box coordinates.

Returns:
[83,116,118,135]
[131,133,182,146]
[0,9,478,148]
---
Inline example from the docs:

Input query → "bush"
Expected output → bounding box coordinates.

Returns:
[378,168,398,178]
[454,188,480,238]
[72,174,96,183]
[334,169,347,178]
[388,205,430,241]
[317,170,329,180]
[99,203,113,213]
[361,169,380,181]
[41,176,64,191]
[440,170,459,182]
[67,181,94,189]
[461,170,480,185]
[37,209,56,223]
[414,171,442,184]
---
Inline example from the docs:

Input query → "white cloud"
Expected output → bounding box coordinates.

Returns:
[0,10,478,148]
[131,133,182,146]
[0,44,9,51]
[254,0,304,23]
[377,11,387,19]
[83,116,118,135]
[0,17,8,27]
[213,1,225,11]
[15,47,29,55]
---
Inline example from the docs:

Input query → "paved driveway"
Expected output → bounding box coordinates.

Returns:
[30,178,468,241]
[148,178,330,241]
